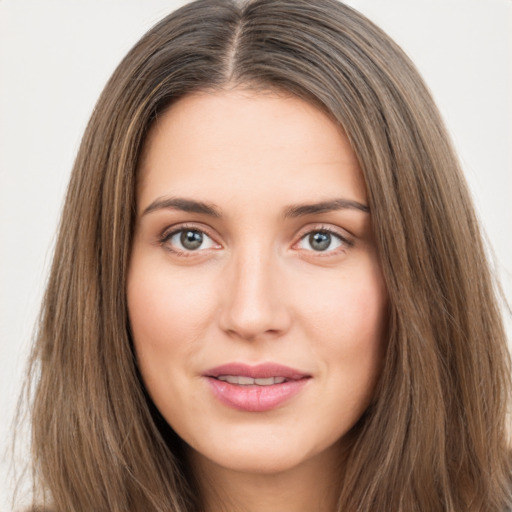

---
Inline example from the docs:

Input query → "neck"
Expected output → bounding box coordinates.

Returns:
[188,445,343,512]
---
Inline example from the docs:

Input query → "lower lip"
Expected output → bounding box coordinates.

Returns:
[206,377,309,412]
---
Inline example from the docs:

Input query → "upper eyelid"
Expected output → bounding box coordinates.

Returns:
[159,225,221,255]
[294,223,353,241]
[292,224,354,255]
[161,222,218,241]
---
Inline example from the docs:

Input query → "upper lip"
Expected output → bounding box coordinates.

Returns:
[204,363,310,381]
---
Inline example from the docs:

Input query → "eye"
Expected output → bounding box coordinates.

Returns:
[296,229,348,253]
[162,228,219,252]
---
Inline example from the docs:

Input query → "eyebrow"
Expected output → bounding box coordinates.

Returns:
[142,197,222,217]
[283,198,369,217]
[141,196,369,218]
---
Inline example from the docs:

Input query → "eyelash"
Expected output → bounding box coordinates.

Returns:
[159,223,220,256]
[158,223,353,257]
[294,226,353,255]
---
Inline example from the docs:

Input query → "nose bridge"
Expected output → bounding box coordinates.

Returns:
[219,240,289,340]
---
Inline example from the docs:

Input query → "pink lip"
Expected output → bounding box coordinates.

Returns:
[204,363,311,412]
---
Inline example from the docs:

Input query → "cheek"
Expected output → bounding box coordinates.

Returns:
[299,263,387,349]
[295,256,388,407]
[126,260,215,378]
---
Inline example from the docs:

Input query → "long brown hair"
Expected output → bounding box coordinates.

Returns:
[19,0,511,510]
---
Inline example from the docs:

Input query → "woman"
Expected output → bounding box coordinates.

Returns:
[19,0,512,510]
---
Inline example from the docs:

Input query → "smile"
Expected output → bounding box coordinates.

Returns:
[204,363,311,412]
[216,375,287,385]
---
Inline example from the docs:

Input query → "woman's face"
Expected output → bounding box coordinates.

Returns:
[127,90,388,476]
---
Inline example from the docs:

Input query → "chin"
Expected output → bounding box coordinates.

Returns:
[185,425,344,477]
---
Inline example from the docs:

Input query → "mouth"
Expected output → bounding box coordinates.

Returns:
[203,363,311,412]
[215,375,288,386]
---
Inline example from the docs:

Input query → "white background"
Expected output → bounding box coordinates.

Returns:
[1,0,511,510]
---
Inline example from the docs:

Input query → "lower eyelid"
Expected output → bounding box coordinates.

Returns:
[298,234,340,251]
[295,228,352,250]
[159,225,220,251]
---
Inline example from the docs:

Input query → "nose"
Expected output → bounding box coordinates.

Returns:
[218,246,292,341]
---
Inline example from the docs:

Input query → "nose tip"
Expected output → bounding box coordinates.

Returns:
[218,254,291,341]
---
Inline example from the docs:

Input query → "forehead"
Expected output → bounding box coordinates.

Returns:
[137,89,367,211]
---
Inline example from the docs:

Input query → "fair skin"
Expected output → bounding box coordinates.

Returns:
[127,89,388,512]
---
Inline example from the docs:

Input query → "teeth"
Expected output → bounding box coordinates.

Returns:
[218,375,241,384]
[216,375,287,386]
[254,377,275,385]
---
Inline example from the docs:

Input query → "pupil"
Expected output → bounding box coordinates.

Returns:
[180,230,203,250]
[309,231,331,251]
